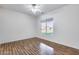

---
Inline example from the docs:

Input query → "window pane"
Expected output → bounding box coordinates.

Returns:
[47,20,53,34]
[41,22,46,33]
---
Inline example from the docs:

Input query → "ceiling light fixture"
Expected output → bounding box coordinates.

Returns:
[30,4,42,15]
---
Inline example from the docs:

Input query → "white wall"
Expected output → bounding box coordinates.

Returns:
[0,8,36,43]
[37,5,79,49]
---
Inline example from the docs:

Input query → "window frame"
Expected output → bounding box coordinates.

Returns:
[41,18,54,34]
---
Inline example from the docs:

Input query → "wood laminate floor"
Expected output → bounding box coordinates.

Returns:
[0,37,79,55]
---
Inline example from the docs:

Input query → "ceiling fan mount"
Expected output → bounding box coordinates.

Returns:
[32,4,36,6]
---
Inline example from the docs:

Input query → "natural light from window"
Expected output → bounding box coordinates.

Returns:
[41,18,54,34]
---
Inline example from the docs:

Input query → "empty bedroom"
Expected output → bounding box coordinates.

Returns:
[0,4,79,55]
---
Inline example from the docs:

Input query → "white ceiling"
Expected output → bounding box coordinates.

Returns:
[0,4,66,16]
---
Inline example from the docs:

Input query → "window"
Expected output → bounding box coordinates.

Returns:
[41,18,54,34]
